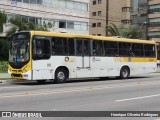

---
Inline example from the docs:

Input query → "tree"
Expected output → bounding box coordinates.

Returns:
[6,16,54,37]
[107,23,144,39]
[0,11,7,33]
[0,40,9,60]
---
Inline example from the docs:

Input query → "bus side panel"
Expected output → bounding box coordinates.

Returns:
[144,58,157,73]
[121,57,146,76]
[90,57,119,77]
[32,56,77,80]
[32,60,54,80]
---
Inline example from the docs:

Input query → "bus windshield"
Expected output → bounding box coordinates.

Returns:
[9,32,30,63]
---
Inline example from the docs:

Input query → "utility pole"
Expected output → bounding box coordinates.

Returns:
[106,0,109,36]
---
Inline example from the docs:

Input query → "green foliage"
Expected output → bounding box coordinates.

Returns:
[0,61,8,73]
[0,40,9,61]
[108,23,144,39]
[0,11,7,33]
[6,16,54,37]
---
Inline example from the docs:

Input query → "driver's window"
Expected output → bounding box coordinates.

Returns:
[32,38,51,60]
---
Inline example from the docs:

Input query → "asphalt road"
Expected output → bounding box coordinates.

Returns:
[0,73,160,120]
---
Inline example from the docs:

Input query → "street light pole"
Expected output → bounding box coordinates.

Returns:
[140,21,147,29]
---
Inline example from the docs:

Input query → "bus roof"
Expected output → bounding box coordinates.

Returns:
[92,36,156,44]
[30,31,156,44]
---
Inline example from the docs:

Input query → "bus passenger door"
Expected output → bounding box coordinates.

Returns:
[76,39,91,77]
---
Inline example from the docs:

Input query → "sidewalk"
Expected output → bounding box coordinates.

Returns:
[0,73,11,84]
[0,73,10,79]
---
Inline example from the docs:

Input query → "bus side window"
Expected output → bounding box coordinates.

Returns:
[119,42,131,56]
[32,39,36,57]
[36,40,43,56]
[93,40,103,56]
[32,38,51,60]
[52,37,67,55]
[144,44,156,57]
[68,38,75,55]
[76,40,82,55]
[51,41,55,55]
[84,40,90,55]
[104,41,118,56]
[132,43,143,57]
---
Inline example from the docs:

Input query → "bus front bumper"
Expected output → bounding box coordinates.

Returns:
[9,70,32,80]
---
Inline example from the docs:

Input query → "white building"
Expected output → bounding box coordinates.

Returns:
[0,0,89,36]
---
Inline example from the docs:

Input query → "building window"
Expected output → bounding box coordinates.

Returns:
[81,3,88,11]
[98,0,101,4]
[67,21,74,29]
[37,0,42,4]
[59,21,66,28]
[97,22,101,27]
[97,34,101,36]
[23,0,29,3]
[92,23,96,27]
[122,7,131,12]
[21,16,28,22]
[93,0,96,5]
[30,0,37,4]
[81,22,88,31]
[98,11,102,16]
[121,19,132,24]
[16,0,22,2]
[92,12,96,16]
[29,17,35,23]
[74,22,81,30]
[66,0,73,9]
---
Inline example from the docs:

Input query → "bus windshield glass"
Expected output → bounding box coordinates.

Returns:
[9,32,30,63]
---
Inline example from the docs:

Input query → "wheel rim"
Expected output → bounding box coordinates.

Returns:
[57,71,65,80]
[122,69,128,78]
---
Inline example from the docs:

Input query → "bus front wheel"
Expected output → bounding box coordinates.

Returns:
[55,68,67,83]
[120,67,130,79]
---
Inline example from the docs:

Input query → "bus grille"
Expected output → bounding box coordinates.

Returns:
[12,70,22,73]
[11,74,22,78]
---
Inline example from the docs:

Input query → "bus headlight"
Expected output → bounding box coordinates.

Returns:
[23,74,28,77]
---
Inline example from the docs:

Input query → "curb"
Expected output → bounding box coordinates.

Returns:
[0,79,12,84]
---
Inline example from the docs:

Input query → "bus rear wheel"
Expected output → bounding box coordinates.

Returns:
[55,68,67,83]
[120,67,130,79]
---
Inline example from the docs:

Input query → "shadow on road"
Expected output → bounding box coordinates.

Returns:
[10,76,149,86]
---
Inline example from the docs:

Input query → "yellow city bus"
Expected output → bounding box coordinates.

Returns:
[8,31,157,83]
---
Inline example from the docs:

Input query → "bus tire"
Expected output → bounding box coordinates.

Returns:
[55,68,67,83]
[120,67,130,79]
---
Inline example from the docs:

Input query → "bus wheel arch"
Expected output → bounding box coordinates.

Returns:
[54,66,69,83]
[120,66,130,79]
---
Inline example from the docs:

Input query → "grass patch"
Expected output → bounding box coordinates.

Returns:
[0,78,11,80]
[0,61,8,73]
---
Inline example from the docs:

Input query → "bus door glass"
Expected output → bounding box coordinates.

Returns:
[76,38,90,68]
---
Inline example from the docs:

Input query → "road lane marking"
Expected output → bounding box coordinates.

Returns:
[1,80,160,99]
[0,86,32,89]
[116,94,160,102]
